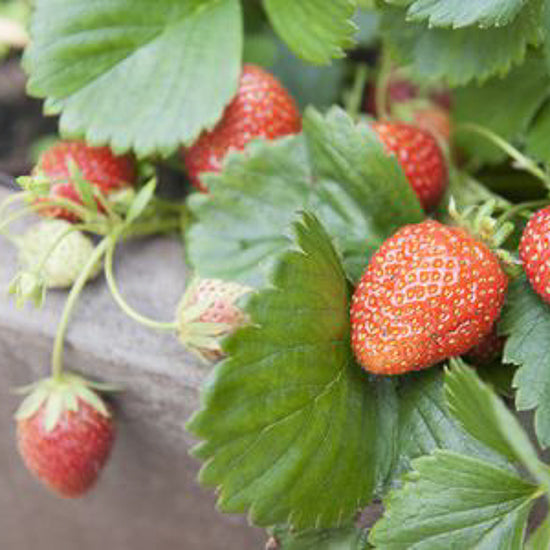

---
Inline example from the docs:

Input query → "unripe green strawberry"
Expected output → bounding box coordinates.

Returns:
[183,64,302,191]
[371,122,448,212]
[519,206,550,304]
[15,373,115,498]
[177,278,251,361]
[18,219,101,288]
[351,220,508,375]
[34,140,136,221]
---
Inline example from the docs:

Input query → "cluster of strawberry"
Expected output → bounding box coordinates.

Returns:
[7,62,550,504]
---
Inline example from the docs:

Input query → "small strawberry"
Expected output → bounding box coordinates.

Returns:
[351,220,508,375]
[365,74,451,116]
[519,206,550,304]
[371,122,448,211]
[183,64,302,191]
[17,219,101,289]
[34,140,136,221]
[177,278,252,361]
[464,328,505,365]
[15,373,115,498]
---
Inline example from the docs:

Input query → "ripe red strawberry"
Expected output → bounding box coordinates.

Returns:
[351,220,508,376]
[372,122,448,211]
[34,140,136,221]
[15,374,115,498]
[464,327,505,365]
[183,64,302,191]
[519,206,550,304]
[177,278,251,361]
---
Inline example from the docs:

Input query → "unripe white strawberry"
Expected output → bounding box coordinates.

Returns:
[18,219,101,289]
[177,278,252,362]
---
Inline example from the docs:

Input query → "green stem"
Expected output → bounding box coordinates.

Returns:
[51,237,111,380]
[457,124,549,185]
[0,199,97,233]
[94,190,121,224]
[104,229,177,331]
[497,199,550,225]
[345,63,369,119]
[375,46,393,120]
[123,218,182,238]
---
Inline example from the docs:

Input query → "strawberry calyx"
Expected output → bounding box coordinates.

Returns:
[15,372,114,432]
[448,198,521,277]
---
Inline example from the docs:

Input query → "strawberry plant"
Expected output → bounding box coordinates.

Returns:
[4,0,550,548]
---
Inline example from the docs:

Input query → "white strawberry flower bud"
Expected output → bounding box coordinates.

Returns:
[177,278,252,362]
[18,219,101,289]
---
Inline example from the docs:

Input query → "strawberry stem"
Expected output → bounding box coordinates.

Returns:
[0,199,95,233]
[497,199,550,225]
[104,228,178,331]
[375,45,393,120]
[456,124,549,186]
[51,237,111,380]
[344,63,369,119]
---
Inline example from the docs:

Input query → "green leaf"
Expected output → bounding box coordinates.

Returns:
[187,212,387,530]
[270,42,347,110]
[272,525,368,549]
[24,0,243,156]
[543,0,550,73]
[501,276,550,449]
[402,0,526,29]
[369,450,539,549]
[380,2,541,86]
[445,360,549,488]
[125,178,157,224]
[68,159,97,212]
[395,370,510,475]
[185,107,424,288]
[262,0,357,65]
[525,100,550,165]
[454,57,550,164]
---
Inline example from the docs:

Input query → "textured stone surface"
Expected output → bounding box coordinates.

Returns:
[0,190,264,549]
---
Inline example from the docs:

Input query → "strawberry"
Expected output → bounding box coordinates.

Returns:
[365,73,451,116]
[18,219,101,289]
[177,278,251,361]
[464,327,505,365]
[519,206,550,304]
[34,140,136,221]
[16,373,115,498]
[351,220,508,376]
[371,122,448,211]
[183,64,302,191]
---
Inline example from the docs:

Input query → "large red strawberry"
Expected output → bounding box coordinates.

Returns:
[372,122,448,211]
[351,220,508,375]
[177,278,251,361]
[519,206,550,304]
[183,64,302,191]
[34,140,136,221]
[16,373,115,498]
[464,327,505,365]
